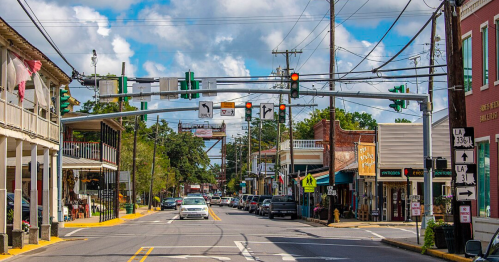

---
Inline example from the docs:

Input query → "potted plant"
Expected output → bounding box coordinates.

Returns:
[422,219,449,253]
[434,195,453,221]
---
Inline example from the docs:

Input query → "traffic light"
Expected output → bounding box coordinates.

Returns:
[290,73,299,98]
[180,71,199,99]
[59,89,70,115]
[388,85,406,112]
[404,168,413,177]
[118,76,128,102]
[278,104,286,123]
[245,102,252,121]
[141,102,147,121]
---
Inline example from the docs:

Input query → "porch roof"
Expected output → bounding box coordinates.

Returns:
[6,156,117,171]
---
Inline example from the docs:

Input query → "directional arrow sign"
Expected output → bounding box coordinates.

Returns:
[456,186,476,201]
[198,101,213,118]
[455,149,474,164]
[260,103,274,120]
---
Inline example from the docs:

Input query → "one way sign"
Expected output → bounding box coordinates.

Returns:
[260,103,274,120]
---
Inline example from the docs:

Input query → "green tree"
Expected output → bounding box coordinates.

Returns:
[395,118,411,123]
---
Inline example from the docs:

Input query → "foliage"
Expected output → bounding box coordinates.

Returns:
[395,118,411,123]
[22,220,30,231]
[321,193,330,208]
[7,209,13,224]
[154,196,160,203]
[422,219,450,254]
[434,195,453,213]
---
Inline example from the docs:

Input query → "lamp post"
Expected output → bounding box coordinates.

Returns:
[91,50,98,103]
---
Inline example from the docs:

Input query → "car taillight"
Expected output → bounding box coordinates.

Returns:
[251,202,256,205]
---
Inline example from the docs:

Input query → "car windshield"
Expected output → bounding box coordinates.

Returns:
[488,230,499,257]
[164,199,175,203]
[212,197,220,199]
[222,197,230,200]
[183,198,206,205]
[272,196,294,202]
[263,199,271,204]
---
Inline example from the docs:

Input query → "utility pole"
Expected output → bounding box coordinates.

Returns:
[272,50,302,197]
[276,66,283,195]
[131,116,138,213]
[234,136,238,189]
[444,1,470,254]
[115,62,125,218]
[258,119,262,195]
[328,0,336,225]
[248,121,251,194]
[148,115,159,210]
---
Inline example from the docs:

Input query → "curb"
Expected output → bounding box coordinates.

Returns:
[381,238,473,262]
[0,237,64,261]
[64,209,156,228]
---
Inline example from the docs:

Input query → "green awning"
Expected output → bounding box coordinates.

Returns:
[316,171,353,185]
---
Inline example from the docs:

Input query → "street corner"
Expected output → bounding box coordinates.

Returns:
[0,237,64,261]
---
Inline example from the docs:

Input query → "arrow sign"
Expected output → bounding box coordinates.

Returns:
[459,190,473,197]
[198,101,213,118]
[456,186,476,201]
[260,103,274,120]
[202,103,210,113]
[455,149,474,164]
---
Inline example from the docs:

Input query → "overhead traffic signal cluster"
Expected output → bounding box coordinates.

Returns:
[278,104,286,123]
[290,73,299,98]
[181,71,199,99]
[388,85,407,112]
[59,88,70,116]
[245,102,252,121]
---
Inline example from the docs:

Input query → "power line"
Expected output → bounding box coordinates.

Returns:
[275,0,311,50]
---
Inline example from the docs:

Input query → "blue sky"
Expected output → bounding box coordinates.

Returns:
[0,0,449,162]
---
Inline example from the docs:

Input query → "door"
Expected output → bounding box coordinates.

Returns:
[391,188,404,221]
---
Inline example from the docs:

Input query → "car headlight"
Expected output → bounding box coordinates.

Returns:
[181,208,187,211]
[203,207,208,211]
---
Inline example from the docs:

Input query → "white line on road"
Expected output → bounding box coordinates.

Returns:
[242,241,387,248]
[65,228,85,237]
[390,227,417,234]
[234,241,256,261]
[142,246,237,249]
[364,230,385,239]
[168,215,179,224]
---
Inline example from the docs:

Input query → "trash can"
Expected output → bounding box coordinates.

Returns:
[125,204,133,214]
[442,225,455,254]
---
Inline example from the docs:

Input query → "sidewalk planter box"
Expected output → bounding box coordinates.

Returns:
[434,226,447,249]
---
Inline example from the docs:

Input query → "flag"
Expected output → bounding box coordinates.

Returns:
[279,172,284,184]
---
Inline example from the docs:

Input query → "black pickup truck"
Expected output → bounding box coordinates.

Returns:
[268,195,297,219]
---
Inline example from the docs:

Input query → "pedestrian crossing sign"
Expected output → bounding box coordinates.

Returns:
[302,173,317,188]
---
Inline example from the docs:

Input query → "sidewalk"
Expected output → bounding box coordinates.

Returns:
[63,206,158,227]
[301,217,488,262]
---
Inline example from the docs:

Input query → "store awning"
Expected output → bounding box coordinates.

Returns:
[316,171,354,185]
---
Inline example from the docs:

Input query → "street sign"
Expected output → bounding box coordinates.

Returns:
[327,186,336,196]
[411,202,421,216]
[456,186,476,201]
[410,195,420,202]
[260,103,274,120]
[272,181,278,189]
[455,149,475,164]
[460,205,471,223]
[202,78,217,97]
[220,102,235,116]
[302,173,317,193]
[455,164,477,186]
[452,127,474,149]
[198,101,213,118]
[371,210,379,216]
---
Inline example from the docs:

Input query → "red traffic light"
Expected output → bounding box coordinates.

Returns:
[404,168,413,176]
[245,102,252,109]
[279,104,286,110]
[291,73,299,81]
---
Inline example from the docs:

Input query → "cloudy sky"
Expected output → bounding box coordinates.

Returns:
[0,0,449,155]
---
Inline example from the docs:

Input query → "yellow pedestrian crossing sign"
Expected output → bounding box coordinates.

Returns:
[302,173,317,193]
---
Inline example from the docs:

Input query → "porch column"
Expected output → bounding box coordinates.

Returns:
[12,139,24,248]
[41,147,50,240]
[50,151,59,237]
[29,144,38,244]
[0,136,7,253]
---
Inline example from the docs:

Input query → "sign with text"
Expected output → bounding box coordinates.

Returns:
[452,127,474,149]
[327,186,336,196]
[434,169,452,177]
[411,202,421,216]
[302,174,317,193]
[380,169,401,177]
[460,205,471,223]
[455,164,477,186]
[358,143,376,176]
[220,102,235,116]
[198,101,213,118]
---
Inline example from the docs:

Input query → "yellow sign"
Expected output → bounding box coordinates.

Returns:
[358,142,376,176]
[302,173,317,188]
[221,102,235,108]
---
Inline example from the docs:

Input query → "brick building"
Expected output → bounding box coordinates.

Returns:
[460,0,499,241]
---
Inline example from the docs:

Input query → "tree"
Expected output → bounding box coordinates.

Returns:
[395,118,411,123]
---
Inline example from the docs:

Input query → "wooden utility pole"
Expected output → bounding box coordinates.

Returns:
[444,2,470,254]
[148,115,160,210]
[131,116,138,213]
[328,0,336,225]
[115,62,125,218]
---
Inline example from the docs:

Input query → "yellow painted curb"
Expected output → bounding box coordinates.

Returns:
[381,239,473,262]
[64,218,125,228]
[122,213,144,220]
[0,237,64,260]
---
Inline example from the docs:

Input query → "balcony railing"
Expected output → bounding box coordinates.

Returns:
[63,141,117,165]
[0,98,59,143]
[280,139,323,150]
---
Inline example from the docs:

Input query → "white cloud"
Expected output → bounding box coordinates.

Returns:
[73,6,111,36]
[143,61,166,77]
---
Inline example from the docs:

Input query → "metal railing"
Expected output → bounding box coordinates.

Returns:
[62,141,117,165]
[280,139,323,150]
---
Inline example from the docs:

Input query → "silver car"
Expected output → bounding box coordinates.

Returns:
[210,196,221,206]
[179,197,209,220]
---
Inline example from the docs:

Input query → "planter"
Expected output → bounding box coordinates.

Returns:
[434,226,447,249]
[319,209,329,220]
[444,214,454,222]
[6,224,12,246]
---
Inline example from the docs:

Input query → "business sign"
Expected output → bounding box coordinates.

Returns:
[380,169,401,177]
[410,169,425,177]
[193,129,213,138]
[358,143,376,176]
[434,169,452,177]
[452,127,474,149]
[411,202,421,216]
[460,205,471,223]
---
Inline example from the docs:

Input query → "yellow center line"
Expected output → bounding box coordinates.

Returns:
[209,208,221,221]
[127,247,144,262]
[139,247,154,262]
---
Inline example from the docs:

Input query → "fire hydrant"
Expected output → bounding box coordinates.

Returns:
[334,208,340,223]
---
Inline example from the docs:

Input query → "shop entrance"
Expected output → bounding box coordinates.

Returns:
[391,188,405,221]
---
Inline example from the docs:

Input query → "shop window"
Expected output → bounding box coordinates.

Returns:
[477,142,490,217]
[463,37,473,92]
[482,26,489,85]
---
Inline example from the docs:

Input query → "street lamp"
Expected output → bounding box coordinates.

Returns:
[91,50,98,103]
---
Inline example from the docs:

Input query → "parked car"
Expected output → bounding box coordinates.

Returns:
[258,199,271,216]
[220,197,231,207]
[179,197,209,220]
[268,195,297,219]
[174,197,183,209]
[161,198,177,210]
[248,195,260,213]
[465,228,499,261]
[255,195,272,215]
[238,194,250,210]
[6,193,42,223]
[230,197,240,208]
[211,196,221,206]
[243,195,255,211]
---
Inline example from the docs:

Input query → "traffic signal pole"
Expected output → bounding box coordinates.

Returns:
[328,0,336,225]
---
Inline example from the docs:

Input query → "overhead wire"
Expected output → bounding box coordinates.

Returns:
[275,0,311,50]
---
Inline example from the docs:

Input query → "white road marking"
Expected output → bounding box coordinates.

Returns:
[364,230,385,239]
[64,228,85,237]
[242,241,387,248]
[234,241,256,261]
[143,246,237,249]
[159,255,231,260]
[168,215,179,224]
[390,227,417,234]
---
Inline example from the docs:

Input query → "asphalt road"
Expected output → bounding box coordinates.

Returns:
[5,206,445,261]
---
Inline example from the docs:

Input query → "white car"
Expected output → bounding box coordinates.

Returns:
[179,197,209,220]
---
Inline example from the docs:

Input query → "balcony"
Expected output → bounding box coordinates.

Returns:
[63,141,117,164]
[280,139,323,150]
